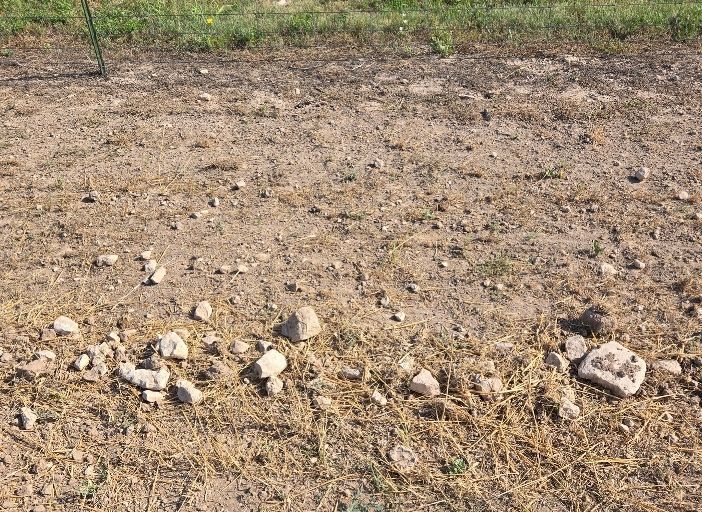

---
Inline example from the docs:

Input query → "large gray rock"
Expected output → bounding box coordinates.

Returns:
[252,349,287,378]
[53,316,79,335]
[578,341,646,397]
[118,362,170,390]
[157,332,188,360]
[176,379,203,404]
[280,306,321,342]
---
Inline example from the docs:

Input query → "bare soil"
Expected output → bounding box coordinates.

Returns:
[1,44,701,512]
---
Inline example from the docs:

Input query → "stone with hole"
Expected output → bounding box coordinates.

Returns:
[578,341,646,397]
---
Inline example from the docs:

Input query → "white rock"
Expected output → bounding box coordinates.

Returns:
[36,350,56,361]
[410,368,440,396]
[634,166,650,181]
[54,316,79,335]
[19,407,38,430]
[95,254,118,267]
[371,390,388,406]
[265,376,284,396]
[253,349,287,378]
[176,379,203,404]
[558,398,580,420]
[141,390,164,403]
[564,335,588,362]
[229,340,251,354]
[388,445,417,470]
[193,301,212,322]
[652,359,682,375]
[312,395,332,410]
[407,283,420,293]
[633,259,646,270]
[678,190,690,201]
[599,262,617,276]
[233,180,246,190]
[74,354,90,371]
[157,331,189,360]
[545,352,568,372]
[391,311,406,322]
[280,306,321,342]
[139,250,152,260]
[144,259,158,273]
[209,197,220,207]
[578,341,646,397]
[118,362,170,390]
[145,266,166,285]
[198,92,212,102]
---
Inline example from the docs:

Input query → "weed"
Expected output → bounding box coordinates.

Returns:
[445,456,467,476]
[476,256,512,277]
[541,164,566,180]
[591,239,604,257]
[430,29,455,57]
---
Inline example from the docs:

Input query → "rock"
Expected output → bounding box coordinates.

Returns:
[410,369,441,396]
[578,341,646,397]
[312,395,332,410]
[371,158,384,169]
[144,259,158,273]
[280,306,321,342]
[209,197,220,207]
[204,360,233,380]
[339,366,363,380]
[229,340,251,354]
[236,264,249,274]
[176,379,203,404]
[256,340,274,353]
[633,259,646,270]
[579,306,614,334]
[193,301,212,321]
[53,315,79,335]
[19,407,38,430]
[407,283,420,293]
[82,190,100,202]
[599,262,617,276]
[118,362,170,390]
[142,390,164,403]
[545,352,568,372]
[564,335,588,362]
[139,250,152,260]
[265,376,284,396]
[652,359,682,375]
[198,92,212,102]
[145,266,167,285]
[233,180,246,190]
[474,376,503,399]
[252,349,287,378]
[156,331,189,360]
[18,356,53,380]
[391,311,406,322]
[371,390,388,406]
[217,265,233,274]
[388,445,417,470]
[633,166,650,181]
[678,190,690,201]
[558,398,580,420]
[73,354,90,371]
[82,369,101,382]
[36,350,56,361]
[95,254,118,267]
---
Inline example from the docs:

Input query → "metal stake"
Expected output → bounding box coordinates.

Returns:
[81,0,106,76]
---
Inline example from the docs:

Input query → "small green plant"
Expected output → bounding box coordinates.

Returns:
[430,30,455,57]
[342,172,357,183]
[541,164,565,179]
[77,480,99,500]
[591,239,604,257]
[346,493,385,512]
[477,256,512,277]
[446,457,467,476]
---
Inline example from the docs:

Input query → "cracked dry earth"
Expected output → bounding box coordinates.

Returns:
[0,45,701,511]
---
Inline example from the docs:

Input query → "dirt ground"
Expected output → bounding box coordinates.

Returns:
[1,43,702,512]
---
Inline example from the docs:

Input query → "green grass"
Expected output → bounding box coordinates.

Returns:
[1,1,701,51]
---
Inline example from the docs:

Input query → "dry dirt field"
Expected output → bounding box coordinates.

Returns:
[1,44,702,512]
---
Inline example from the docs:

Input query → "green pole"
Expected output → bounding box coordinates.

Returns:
[81,0,106,76]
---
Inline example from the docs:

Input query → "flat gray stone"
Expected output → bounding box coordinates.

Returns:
[157,331,188,360]
[578,341,646,397]
[53,316,79,335]
[564,335,588,362]
[280,306,321,342]
[252,349,287,378]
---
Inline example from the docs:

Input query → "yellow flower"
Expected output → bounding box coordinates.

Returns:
[206,17,214,25]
